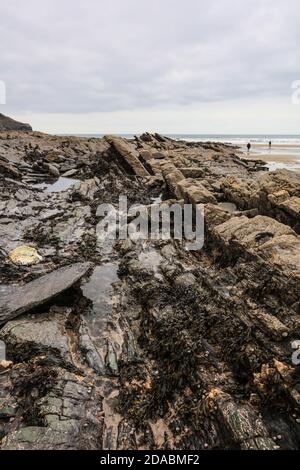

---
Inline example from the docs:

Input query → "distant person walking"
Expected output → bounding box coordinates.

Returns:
[269,141,272,149]
[247,142,251,152]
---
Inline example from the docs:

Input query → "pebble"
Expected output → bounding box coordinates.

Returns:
[0,360,13,370]
[9,245,43,266]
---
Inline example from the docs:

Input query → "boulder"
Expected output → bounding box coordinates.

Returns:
[0,366,103,450]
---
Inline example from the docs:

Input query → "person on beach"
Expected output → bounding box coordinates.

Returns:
[247,142,251,152]
[269,141,272,149]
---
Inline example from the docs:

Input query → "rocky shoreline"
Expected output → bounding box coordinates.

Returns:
[0,130,299,450]
[0,114,32,132]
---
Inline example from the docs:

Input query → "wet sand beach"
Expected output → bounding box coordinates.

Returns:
[240,143,300,172]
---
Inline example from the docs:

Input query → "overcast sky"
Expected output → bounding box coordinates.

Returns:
[0,0,299,133]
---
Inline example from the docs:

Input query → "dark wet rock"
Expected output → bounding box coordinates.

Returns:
[1,365,103,450]
[0,263,91,324]
[78,317,106,374]
[0,308,74,366]
[209,390,278,450]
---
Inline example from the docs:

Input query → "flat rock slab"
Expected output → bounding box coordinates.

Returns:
[0,262,91,325]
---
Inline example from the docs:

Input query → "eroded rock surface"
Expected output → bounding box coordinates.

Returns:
[0,130,299,450]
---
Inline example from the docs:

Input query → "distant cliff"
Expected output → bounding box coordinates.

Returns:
[0,113,32,131]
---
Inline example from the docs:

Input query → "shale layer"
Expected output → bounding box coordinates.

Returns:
[0,131,299,450]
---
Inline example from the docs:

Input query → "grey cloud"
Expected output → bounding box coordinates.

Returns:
[0,0,300,113]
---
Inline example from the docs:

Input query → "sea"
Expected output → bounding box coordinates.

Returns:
[70,133,300,144]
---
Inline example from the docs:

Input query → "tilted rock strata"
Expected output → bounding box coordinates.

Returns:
[0,130,299,450]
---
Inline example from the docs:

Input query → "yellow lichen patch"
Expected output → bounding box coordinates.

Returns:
[9,245,43,266]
